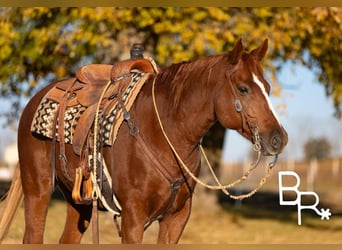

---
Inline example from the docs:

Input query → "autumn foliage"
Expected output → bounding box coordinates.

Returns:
[0,7,341,110]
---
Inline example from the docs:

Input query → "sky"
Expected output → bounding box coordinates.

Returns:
[223,62,342,163]
[1,62,342,163]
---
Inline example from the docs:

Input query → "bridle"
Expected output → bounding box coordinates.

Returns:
[225,67,262,153]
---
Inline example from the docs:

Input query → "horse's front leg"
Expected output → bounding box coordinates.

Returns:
[157,197,192,244]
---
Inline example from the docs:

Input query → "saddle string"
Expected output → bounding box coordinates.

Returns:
[151,77,276,200]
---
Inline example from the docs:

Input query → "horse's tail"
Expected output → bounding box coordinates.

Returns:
[0,164,24,243]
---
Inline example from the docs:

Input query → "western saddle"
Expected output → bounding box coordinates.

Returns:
[54,58,156,106]
[36,46,158,206]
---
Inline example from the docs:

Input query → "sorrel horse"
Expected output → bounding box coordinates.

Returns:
[0,39,287,243]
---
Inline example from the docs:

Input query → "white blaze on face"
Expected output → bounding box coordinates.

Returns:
[252,73,281,125]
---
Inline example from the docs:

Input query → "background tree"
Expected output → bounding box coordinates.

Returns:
[1,7,341,164]
[304,137,332,160]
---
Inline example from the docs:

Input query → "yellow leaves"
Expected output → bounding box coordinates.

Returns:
[257,8,273,18]
[272,86,282,98]
[0,6,341,114]
[156,43,169,64]
[0,21,14,39]
[193,37,205,55]
[79,8,97,19]
[22,7,50,20]
[22,8,35,17]
[30,27,51,46]
[330,7,342,25]
[179,28,194,44]
[29,79,37,89]
[116,8,133,23]
[223,30,235,44]
[153,20,171,34]
[55,65,66,78]
[173,50,193,63]
[193,9,207,22]
[311,7,329,22]
[136,9,155,28]
[0,42,12,60]
[165,7,182,19]
[0,21,15,60]
[154,19,187,34]
[133,7,165,29]
[81,30,98,46]
[207,7,229,21]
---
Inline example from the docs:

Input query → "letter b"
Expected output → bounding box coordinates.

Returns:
[278,171,301,205]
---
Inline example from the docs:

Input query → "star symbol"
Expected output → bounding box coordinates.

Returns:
[320,208,332,220]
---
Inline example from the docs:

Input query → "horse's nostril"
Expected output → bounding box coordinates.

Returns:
[271,135,282,150]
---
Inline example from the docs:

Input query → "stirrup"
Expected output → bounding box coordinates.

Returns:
[72,167,93,204]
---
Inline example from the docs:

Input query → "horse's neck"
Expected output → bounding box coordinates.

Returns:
[158,59,218,147]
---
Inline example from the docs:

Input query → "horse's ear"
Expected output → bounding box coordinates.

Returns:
[250,38,268,61]
[228,38,244,65]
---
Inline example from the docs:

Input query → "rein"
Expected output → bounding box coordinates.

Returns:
[151,71,278,200]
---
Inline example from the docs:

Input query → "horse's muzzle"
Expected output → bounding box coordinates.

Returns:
[261,128,288,156]
[271,134,283,150]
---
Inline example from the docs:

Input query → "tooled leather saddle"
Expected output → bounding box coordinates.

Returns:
[31,56,157,208]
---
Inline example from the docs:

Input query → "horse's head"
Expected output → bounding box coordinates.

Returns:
[214,39,288,156]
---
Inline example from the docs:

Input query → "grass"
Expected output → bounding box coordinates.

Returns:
[2,185,342,244]
[2,158,342,244]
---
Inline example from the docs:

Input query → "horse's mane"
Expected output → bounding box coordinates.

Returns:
[157,54,225,108]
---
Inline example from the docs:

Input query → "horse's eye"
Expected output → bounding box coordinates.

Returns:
[237,86,249,95]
